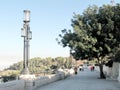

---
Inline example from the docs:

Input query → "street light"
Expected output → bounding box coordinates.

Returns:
[24,10,30,22]
[21,10,32,74]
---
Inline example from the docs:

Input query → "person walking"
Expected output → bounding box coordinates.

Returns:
[74,66,78,74]
[90,65,95,71]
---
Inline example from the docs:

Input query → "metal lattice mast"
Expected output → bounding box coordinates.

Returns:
[111,0,115,6]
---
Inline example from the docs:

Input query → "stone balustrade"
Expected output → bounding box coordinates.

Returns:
[0,80,24,90]
[0,69,71,90]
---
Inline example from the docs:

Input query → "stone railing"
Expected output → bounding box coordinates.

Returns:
[0,69,72,90]
[0,80,24,90]
[34,74,61,89]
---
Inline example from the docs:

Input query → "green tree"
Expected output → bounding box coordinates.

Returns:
[6,56,71,75]
[57,4,120,78]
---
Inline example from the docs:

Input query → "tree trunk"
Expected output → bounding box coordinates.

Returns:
[99,64,106,79]
[97,57,106,79]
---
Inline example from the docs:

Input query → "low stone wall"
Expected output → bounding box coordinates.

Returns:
[0,69,71,90]
[34,74,61,89]
[0,80,24,90]
[34,69,70,90]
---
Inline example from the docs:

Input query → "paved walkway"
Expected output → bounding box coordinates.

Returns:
[36,69,120,90]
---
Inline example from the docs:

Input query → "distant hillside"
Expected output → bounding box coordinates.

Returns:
[5,57,73,75]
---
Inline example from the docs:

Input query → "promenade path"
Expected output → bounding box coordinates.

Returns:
[36,68,120,90]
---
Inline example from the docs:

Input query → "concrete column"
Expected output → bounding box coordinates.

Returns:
[117,63,120,82]
[105,67,112,80]
[19,75,36,90]
[111,62,119,80]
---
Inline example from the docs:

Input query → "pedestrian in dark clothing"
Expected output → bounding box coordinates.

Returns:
[74,66,78,74]
[90,66,95,71]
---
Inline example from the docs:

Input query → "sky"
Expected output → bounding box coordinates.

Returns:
[0,0,119,69]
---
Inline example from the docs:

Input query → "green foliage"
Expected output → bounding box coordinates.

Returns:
[58,4,120,61]
[5,57,72,75]
[7,62,23,71]
[0,70,20,76]
[114,50,120,62]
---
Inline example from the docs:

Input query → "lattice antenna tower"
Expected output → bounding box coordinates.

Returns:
[111,0,115,6]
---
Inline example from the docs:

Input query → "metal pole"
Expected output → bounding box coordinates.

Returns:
[23,37,25,69]
[21,10,31,74]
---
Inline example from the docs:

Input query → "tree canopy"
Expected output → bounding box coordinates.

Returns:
[58,4,120,61]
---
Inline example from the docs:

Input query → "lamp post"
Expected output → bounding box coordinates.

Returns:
[21,10,32,74]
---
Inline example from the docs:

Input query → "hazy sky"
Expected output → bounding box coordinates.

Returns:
[0,0,119,69]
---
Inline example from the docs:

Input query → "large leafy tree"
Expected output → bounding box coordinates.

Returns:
[57,4,120,78]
